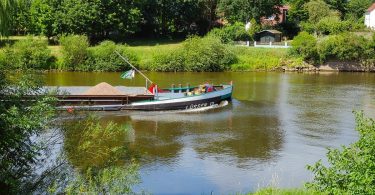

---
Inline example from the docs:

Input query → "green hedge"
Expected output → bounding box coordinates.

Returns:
[60,35,90,71]
[317,33,372,62]
[152,36,237,72]
[207,22,253,43]
[0,37,54,69]
[85,41,138,72]
[291,32,375,64]
[290,32,318,63]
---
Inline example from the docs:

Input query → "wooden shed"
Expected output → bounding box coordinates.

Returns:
[256,30,282,43]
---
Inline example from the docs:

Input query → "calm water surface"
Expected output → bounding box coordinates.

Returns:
[45,72,375,194]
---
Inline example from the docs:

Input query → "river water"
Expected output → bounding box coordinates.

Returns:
[45,72,375,194]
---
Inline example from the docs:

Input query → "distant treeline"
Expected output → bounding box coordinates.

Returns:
[5,0,374,41]
[8,0,283,41]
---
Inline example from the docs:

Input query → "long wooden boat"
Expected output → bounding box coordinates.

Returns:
[54,52,233,111]
[56,84,233,111]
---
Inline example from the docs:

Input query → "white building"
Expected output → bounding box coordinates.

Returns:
[365,3,375,29]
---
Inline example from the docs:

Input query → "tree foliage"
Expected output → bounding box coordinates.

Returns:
[317,33,372,62]
[0,0,16,36]
[307,112,375,194]
[85,41,136,72]
[304,0,338,24]
[217,0,282,23]
[153,36,237,72]
[1,37,54,69]
[0,69,56,194]
[346,0,373,20]
[290,31,318,62]
[208,22,254,43]
[59,35,89,70]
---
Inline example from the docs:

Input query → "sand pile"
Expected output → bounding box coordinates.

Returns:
[82,82,125,95]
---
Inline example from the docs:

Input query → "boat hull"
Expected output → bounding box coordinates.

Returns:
[57,85,233,111]
[122,85,233,111]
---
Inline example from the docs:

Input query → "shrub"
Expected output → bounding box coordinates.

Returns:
[290,32,318,63]
[307,112,375,194]
[85,41,137,72]
[2,37,54,69]
[300,22,316,34]
[60,35,89,70]
[316,16,350,35]
[317,33,369,62]
[207,22,253,43]
[152,36,237,72]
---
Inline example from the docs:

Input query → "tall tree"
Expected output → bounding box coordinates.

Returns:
[10,0,32,35]
[325,0,347,16]
[0,0,15,36]
[346,0,373,19]
[0,69,56,193]
[304,0,336,23]
[29,0,60,39]
[139,0,211,37]
[287,0,309,22]
[217,0,282,23]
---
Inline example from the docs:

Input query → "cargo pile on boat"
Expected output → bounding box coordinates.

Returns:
[81,82,125,95]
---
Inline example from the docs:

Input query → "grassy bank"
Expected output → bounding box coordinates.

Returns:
[247,188,323,195]
[230,46,291,71]
[0,36,294,71]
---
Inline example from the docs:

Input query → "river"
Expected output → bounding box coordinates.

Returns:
[45,72,375,194]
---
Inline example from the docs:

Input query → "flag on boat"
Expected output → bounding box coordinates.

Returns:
[120,69,135,79]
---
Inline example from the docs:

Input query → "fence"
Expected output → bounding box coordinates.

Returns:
[235,41,291,48]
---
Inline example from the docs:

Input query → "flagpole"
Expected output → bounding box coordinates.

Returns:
[115,51,154,86]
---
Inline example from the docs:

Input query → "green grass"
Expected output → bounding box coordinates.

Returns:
[245,188,325,195]
[230,46,291,71]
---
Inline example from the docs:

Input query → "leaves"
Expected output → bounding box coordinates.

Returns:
[306,111,375,194]
[0,69,56,194]
[152,36,237,72]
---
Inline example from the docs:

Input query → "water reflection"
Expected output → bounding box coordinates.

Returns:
[63,116,131,170]
[45,72,375,194]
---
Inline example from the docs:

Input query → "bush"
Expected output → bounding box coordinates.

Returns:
[60,35,89,70]
[85,41,137,72]
[207,22,252,43]
[2,37,54,69]
[307,112,375,194]
[316,16,350,35]
[152,36,237,72]
[300,22,316,34]
[290,32,318,63]
[317,33,370,62]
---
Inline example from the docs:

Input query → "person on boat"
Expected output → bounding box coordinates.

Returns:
[204,83,214,93]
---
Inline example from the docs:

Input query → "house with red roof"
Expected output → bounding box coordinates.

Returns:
[261,5,290,26]
[365,3,375,29]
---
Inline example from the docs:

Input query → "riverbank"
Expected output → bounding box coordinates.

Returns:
[0,36,296,72]
[248,188,322,195]
[1,36,374,72]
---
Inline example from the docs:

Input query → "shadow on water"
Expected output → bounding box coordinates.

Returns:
[94,98,284,169]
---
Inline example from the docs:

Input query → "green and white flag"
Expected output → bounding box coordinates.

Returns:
[120,69,135,79]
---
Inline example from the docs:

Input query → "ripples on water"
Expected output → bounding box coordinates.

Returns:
[45,72,375,194]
